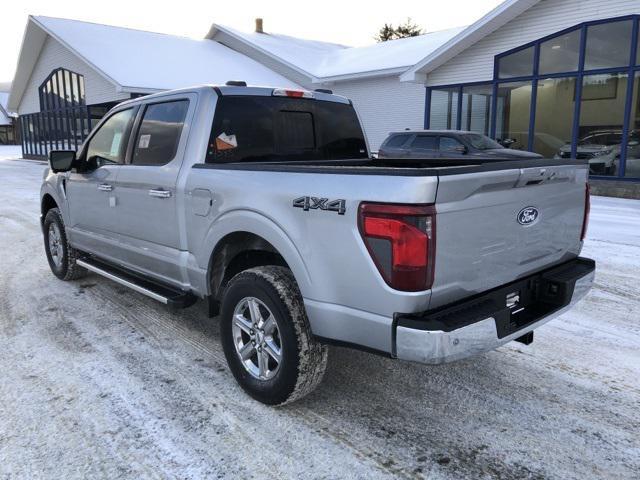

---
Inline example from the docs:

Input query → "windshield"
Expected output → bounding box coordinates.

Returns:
[206,96,368,163]
[465,133,504,150]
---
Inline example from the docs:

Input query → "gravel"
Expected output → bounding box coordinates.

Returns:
[1,149,638,479]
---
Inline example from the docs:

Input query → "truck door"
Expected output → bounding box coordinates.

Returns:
[65,107,137,259]
[109,96,194,286]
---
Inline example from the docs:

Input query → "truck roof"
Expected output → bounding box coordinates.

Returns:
[116,84,351,107]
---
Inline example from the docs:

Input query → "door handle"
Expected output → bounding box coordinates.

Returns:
[98,183,113,192]
[149,189,172,198]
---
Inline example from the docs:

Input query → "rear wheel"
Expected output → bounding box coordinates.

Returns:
[220,266,328,405]
[43,208,87,281]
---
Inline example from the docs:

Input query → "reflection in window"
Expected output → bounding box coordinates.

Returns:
[461,84,492,135]
[533,77,576,158]
[498,46,534,78]
[539,29,581,74]
[626,73,640,178]
[133,101,189,166]
[429,88,458,129]
[577,74,629,176]
[584,20,633,70]
[86,109,135,165]
[495,82,532,151]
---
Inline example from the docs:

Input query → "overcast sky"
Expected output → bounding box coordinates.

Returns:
[0,0,504,83]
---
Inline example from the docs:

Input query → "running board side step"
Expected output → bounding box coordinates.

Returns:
[76,258,197,308]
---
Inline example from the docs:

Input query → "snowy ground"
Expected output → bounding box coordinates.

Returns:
[0,146,638,479]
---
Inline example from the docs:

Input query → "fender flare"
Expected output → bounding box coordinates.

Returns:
[196,209,313,296]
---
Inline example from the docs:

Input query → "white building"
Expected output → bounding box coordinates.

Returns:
[8,0,640,182]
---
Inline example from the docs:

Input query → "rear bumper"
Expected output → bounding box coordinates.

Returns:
[395,257,595,365]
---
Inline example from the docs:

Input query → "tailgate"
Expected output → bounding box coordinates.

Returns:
[430,164,588,309]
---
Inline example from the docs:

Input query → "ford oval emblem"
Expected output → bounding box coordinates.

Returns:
[518,206,539,225]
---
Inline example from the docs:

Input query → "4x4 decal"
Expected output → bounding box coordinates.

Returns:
[293,196,346,215]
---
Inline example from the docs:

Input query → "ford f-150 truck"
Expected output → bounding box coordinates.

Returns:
[41,84,595,405]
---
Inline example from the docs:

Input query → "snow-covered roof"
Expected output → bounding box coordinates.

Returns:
[209,24,466,83]
[400,0,541,82]
[8,16,301,110]
[0,92,13,125]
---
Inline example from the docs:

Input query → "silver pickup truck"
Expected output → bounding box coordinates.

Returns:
[41,84,595,405]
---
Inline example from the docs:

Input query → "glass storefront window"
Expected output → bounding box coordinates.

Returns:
[539,29,581,75]
[578,73,629,176]
[584,20,633,70]
[498,46,534,78]
[461,84,492,135]
[533,77,576,158]
[429,88,459,129]
[495,81,532,151]
[626,73,640,178]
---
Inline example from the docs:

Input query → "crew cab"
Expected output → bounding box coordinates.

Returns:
[41,84,595,405]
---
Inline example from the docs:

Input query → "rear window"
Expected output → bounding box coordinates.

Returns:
[205,96,367,163]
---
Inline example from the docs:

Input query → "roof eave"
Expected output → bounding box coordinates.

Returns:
[313,66,409,84]
[400,0,540,83]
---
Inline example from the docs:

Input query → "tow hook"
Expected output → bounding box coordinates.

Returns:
[515,331,534,345]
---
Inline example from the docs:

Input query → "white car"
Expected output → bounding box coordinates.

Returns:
[555,130,640,175]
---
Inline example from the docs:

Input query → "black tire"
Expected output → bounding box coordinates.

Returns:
[43,208,87,281]
[220,266,328,405]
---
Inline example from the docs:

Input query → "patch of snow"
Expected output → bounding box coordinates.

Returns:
[34,16,302,92]
[0,152,638,479]
[216,25,466,79]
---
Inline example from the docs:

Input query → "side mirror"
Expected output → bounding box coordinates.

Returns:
[49,150,76,173]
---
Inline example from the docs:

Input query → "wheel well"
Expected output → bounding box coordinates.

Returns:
[208,232,289,302]
[41,194,58,222]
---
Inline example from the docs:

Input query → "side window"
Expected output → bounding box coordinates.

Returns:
[439,136,465,152]
[132,100,189,166]
[386,134,409,148]
[411,135,438,150]
[86,108,135,165]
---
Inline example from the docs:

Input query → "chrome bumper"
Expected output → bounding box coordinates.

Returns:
[395,261,595,365]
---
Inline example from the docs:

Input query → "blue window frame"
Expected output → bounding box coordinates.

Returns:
[424,14,640,181]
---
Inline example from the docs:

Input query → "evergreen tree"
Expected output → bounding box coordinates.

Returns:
[375,18,424,42]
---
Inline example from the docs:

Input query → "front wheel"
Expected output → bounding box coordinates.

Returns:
[43,208,87,281]
[220,266,328,405]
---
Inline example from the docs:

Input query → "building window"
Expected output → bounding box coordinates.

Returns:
[495,81,532,151]
[429,87,459,129]
[498,46,534,79]
[39,68,85,110]
[626,73,640,178]
[539,29,581,75]
[584,20,634,70]
[533,77,576,157]
[461,84,493,135]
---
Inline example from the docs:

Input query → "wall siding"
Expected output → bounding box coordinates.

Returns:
[332,77,426,150]
[427,0,640,86]
[18,36,128,115]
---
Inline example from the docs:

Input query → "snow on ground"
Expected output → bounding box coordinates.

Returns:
[0,146,638,479]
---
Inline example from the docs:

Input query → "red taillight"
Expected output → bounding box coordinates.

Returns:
[358,203,436,292]
[272,88,313,98]
[581,183,590,241]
